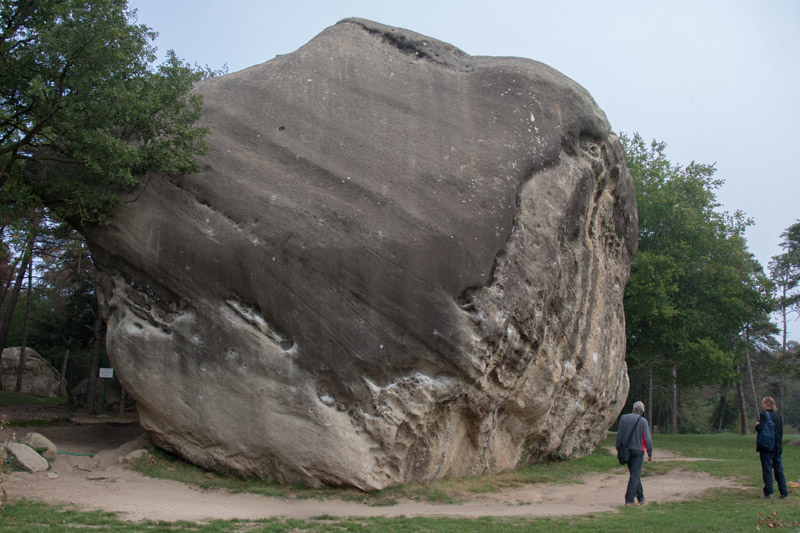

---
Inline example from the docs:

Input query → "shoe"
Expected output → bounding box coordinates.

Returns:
[779,494,788,499]
[625,502,640,507]
[638,499,645,505]
[760,494,773,499]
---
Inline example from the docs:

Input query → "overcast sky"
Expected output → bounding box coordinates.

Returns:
[128,0,799,339]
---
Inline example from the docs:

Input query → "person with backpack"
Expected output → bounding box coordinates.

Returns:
[616,401,653,506]
[755,396,788,499]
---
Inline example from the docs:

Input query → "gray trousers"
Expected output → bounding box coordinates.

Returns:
[625,449,645,503]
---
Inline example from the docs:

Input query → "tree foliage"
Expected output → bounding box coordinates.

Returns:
[622,133,772,431]
[1,0,211,223]
[0,0,215,396]
[770,221,800,345]
[767,220,800,411]
[2,217,102,392]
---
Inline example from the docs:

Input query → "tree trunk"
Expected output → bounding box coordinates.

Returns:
[14,257,33,393]
[58,347,69,397]
[0,253,22,314]
[782,282,788,352]
[85,312,103,413]
[735,364,749,435]
[779,282,787,413]
[0,241,32,389]
[648,368,654,423]
[670,364,678,434]
[744,335,759,419]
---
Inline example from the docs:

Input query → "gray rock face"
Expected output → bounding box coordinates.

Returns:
[0,347,61,398]
[6,442,49,472]
[81,19,636,490]
[21,432,58,462]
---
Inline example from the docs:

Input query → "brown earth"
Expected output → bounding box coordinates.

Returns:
[1,406,744,523]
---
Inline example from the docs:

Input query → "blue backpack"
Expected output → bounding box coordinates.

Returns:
[756,411,776,452]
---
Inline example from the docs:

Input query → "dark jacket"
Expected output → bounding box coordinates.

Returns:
[616,412,653,458]
[756,409,784,453]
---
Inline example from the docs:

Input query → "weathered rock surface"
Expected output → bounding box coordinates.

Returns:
[21,432,58,462]
[5,442,49,472]
[70,377,123,409]
[0,347,61,398]
[79,18,636,490]
[94,433,150,468]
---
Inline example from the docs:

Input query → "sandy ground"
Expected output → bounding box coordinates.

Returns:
[1,413,744,523]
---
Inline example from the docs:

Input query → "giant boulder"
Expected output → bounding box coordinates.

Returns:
[0,347,61,398]
[80,19,636,490]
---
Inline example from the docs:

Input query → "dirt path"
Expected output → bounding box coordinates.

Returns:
[2,421,743,523]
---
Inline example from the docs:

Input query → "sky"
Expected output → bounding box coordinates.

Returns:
[128,0,800,339]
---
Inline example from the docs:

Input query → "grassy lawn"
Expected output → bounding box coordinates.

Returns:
[0,390,66,407]
[126,435,627,505]
[2,428,799,531]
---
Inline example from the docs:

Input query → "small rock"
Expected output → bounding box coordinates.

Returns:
[120,449,150,463]
[47,471,59,479]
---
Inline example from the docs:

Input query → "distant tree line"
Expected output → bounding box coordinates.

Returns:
[622,133,799,433]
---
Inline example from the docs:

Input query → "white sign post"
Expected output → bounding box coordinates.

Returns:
[99,368,114,410]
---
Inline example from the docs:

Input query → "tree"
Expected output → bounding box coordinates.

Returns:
[788,340,800,380]
[622,133,770,433]
[1,0,215,394]
[768,221,800,412]
[4,221,104,395]
[0,219,35,386]
[1,0,211,224]
[13,241,31,392]
[738,313,779,433]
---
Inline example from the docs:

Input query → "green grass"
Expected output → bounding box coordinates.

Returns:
[130,445,291,498]
[0,390,66,407]
[3,432,800,531]
[0,390,71,427]
[3,492,799,532]
[4,418,73,427]
[647,432,800,487]
[129,440,625,506]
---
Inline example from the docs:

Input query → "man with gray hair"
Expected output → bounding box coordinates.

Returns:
[616,401,653,506]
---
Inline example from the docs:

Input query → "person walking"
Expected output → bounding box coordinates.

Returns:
[616,401,653,506]
[756,396,788,499]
